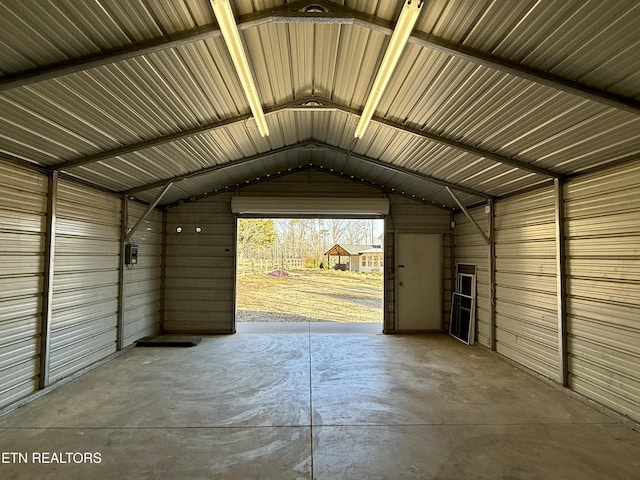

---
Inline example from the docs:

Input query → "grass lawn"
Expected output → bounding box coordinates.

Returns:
[236,269,383,323]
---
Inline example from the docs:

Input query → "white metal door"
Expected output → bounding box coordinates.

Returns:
[396,233,442,331]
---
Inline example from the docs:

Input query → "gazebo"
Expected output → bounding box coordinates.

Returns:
[324,244,384,272]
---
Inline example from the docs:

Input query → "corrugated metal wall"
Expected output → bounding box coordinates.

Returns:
[565,160,640,423]
[383,196,452,332]
[1,167,166,411]
[49,182,121,383]
[237,170,383,198]
[454,206,491,348]
[494,187,559,381]
[163,172,453,333]
[123,202,162,347]
[164,192,236,333]
[0,164,47,409]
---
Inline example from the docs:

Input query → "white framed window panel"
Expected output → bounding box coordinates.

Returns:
[450,267,477,345]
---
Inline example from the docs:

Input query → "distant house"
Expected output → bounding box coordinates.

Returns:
[324,244,384,272]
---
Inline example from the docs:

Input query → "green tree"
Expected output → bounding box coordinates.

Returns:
[238,219,276,270]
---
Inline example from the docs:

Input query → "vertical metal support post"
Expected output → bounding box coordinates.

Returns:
[555,178,569,386]
[159,209,168,334]
[383,215,394,333]
[117,197,127,351]
[231,214,238,334]
[39,171,58,389]
[488,199,496,351]
[382,217,387,332]
[449,213,456,333]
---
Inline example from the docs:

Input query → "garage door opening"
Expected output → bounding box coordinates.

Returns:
[235,218,384,330]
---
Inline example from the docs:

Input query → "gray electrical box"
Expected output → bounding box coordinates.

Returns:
[125,243,138,265]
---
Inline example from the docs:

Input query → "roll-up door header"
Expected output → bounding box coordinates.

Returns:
[230,197,390,217]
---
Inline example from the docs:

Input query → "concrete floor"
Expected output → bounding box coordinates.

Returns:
[0,322,638,479]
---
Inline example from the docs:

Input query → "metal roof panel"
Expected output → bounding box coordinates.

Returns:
[0,0,639,208]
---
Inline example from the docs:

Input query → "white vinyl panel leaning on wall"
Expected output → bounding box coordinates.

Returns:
[454,206,491,348]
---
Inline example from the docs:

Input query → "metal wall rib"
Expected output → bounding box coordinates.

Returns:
[565,159,640,423]
[494,186,559,381]
[49,181,121,383]
[123,203,163,347]
[0,163,47,409]
[454,206,491,348]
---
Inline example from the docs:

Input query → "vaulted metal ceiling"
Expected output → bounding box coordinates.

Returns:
[0,0,638,209]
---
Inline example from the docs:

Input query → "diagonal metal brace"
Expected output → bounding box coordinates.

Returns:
[125,181,173,241]
[446,186,490,244]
